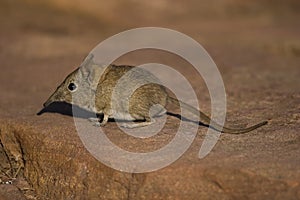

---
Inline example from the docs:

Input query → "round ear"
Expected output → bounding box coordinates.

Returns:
[87,64,106,89]
[79,53,106,89]
[82,53,94,66]
[79,53,95,77]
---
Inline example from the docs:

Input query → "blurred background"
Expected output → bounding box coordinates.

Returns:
[1,0,299,112]
[1,0,299,62]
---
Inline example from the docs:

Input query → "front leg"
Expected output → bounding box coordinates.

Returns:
[88,114,109,127]
[99,114,109,126]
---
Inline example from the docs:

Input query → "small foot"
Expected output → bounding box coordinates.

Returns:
[120,119,155,129]
[88,117,101,127]
[88,117,100,122]
[88,115,109,127]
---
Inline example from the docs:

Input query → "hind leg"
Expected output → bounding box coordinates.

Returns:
[121,116,155,128]
[152,107,166,117]
[121,103,166,128]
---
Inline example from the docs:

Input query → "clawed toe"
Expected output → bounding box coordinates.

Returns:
[88,117,100,122]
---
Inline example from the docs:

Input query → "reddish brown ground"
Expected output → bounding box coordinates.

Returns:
[0,0,299,199]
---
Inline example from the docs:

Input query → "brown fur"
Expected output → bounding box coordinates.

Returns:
[42,54,267,133]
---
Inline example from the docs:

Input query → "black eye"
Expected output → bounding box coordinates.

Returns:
[68,82,77,91]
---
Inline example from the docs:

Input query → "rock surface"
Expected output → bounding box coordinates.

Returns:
[0,0,299,199]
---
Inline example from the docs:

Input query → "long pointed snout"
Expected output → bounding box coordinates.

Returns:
[36,95,55,116]
[43,91,61,107]
[43,98,53,107]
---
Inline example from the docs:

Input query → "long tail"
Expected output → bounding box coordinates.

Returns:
[167,96,267,134]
